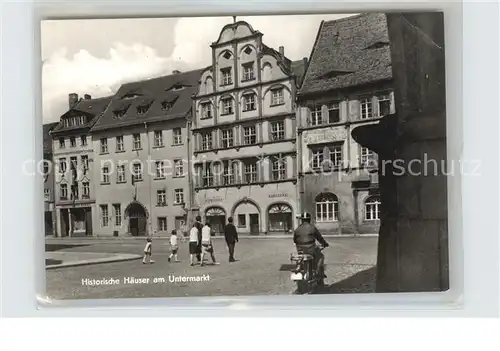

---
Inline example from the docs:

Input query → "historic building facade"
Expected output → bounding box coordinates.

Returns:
[43,122,59,236]
[296,13,394,234]
[50,94,112,237]
[90,70,202,237]
[190,21,307,235]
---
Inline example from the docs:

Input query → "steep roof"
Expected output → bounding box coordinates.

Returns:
[91,69,205,132]
[43,122,59,153]
[51,96,113,135]
[299,13,392,96]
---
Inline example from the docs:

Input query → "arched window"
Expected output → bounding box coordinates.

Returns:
[268,203,293,232]
[315,193,339,222]
[365,196,381,220]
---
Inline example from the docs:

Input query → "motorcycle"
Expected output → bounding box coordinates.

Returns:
[290,246,325,294]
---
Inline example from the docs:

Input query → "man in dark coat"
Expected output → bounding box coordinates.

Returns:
[194,215,203,262]
[224,217,239,262]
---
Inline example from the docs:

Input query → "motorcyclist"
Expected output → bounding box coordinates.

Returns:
[293,212,329,278]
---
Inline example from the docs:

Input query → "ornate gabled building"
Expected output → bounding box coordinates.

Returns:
[50,94,112,237]
[190,20,307,235]
[90,69,203,237]
[296,13,395,234]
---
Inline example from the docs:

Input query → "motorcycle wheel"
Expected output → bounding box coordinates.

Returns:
[296,281,309,295]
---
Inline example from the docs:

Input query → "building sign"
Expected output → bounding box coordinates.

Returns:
[205,196,223,204]
[269,193,289,198]
[303,127,346,145]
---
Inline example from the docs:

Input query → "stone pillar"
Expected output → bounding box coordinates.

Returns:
[352,12,448,292]
[55,207,62,238]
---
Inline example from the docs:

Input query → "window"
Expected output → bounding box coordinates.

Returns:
[132,163,143,182]
[44,189,50,201]
[202,164,213,187]
[223,51,232,59]
[220,67,232,85]
[201,132,212,150]
[241,161,257,183]
[60,184,68,200]
[327,102,340,123]
[70,137,76,147]
[360,98,373,119]
[154,131,163,147]
[117,165,126,183]
[70,157,78,172]
[70,183,79,200]
[315,193,339,222]
[310,106,322,126]
[101,166,110,184]
[173,128,182,145]
[157,190,166,206]
[174,189,184,205]
[80,136,87,146]
[113,204,122,226]
[329,144,343,168]
[221,98,233,115]
[238,214,246,227]
[243,125,256,145]
[161,100,172,111]
[59,138,65,149]
[222,161,235,185]
[174,159,184,177]
[271,88,284,105]
[311,148,324,170]
[361,147,375,166]
[59,158,67,173]
[43,161,50,175]
[158,217,167,231]
[271,155,287,180]
[270,121,285,141]
[137,105,149,115]
[377,94,391,116]
[221,129,234,148]
[82,182,90,199]
[100,205,109,227]
[365,196,381,220]
[155,161,165,179]
[242,63,255,81]
[132,133,141,150]
[113,109,126,118]
[100,138,108,153]
[201,103,212,119]
[81,155,89,170]
[243,93,256,111]
[243,46,252,55]
[116,135,124,152]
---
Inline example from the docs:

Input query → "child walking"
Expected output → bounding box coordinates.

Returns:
[188,224,199,266]
[168,229,180,262]
[142,237,155,264]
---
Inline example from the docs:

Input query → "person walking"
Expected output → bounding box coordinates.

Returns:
[168,229,180,262]
[142,237,155,264]
[188,224,200,266]
[224,217,239,262]
[194,215,203,263]
[200,223,219,267]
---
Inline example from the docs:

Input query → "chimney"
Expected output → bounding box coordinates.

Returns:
[279,46,284,58]
[68,93,79,109]
[172,70,181,74]
[84,94,91,100]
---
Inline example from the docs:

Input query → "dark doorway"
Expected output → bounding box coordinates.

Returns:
[249,213,259,235]
[45,211,53,236]
[60,209,70,237]
[205,207,226,236]
[126,202,147,236]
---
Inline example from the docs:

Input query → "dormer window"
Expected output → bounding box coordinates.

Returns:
[62,115,86,127]
[122,93,142,99]
[113,109,127,119]
[161,101,172,111]
[136,103,151,115]
[171,84,185,91]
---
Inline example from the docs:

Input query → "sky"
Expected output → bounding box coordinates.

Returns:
[41,14,354,123]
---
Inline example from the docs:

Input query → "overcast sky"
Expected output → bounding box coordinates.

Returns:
[41,14,354,123]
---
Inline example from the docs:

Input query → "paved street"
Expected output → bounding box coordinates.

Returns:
[45,237,377,300]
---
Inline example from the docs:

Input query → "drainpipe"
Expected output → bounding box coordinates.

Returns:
[145,122,153,237]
